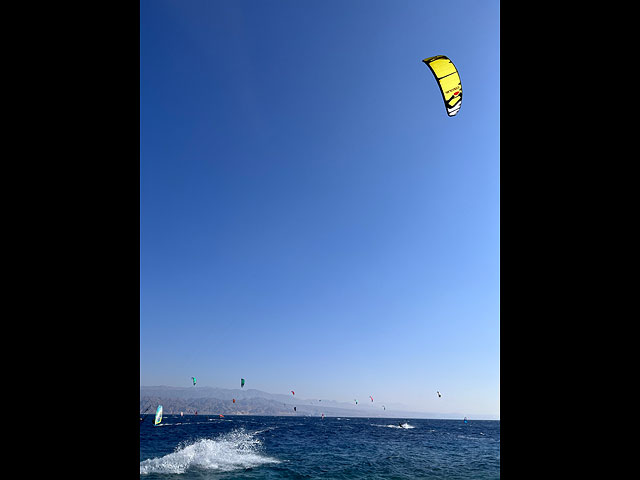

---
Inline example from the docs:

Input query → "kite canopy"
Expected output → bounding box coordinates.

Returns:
[422,55,462,117]
[191,377,196,386]
[241,378,245,388]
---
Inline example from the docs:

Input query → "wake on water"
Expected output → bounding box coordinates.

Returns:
[140,429,280,475]
[372,423,415,429]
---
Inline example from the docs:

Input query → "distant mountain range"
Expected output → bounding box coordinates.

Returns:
[140,386,496,419]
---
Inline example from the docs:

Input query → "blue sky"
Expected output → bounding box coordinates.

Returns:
[140,0,499,417]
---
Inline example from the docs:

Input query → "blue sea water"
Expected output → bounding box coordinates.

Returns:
[140,415,499,479]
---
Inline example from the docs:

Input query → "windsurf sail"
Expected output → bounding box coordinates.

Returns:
[154,405,163,426]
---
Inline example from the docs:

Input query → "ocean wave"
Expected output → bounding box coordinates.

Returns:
[140,429,280,475]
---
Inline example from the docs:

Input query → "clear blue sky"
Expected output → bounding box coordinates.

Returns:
[140,0,500,418]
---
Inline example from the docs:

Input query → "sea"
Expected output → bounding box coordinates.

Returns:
[140,415,500,479]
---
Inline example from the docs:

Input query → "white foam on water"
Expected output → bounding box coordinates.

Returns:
[252,426,278,435]
[373,423,415,429]
[140,429,280,475]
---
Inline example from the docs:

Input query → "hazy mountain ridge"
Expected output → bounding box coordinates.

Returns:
[140,386,495,419]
